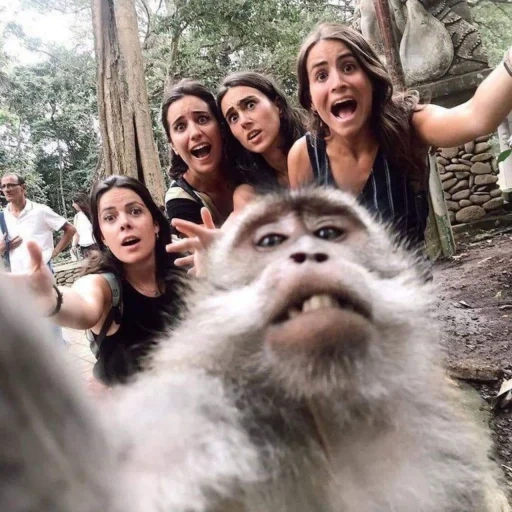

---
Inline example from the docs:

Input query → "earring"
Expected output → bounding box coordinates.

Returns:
[156,232,159,240]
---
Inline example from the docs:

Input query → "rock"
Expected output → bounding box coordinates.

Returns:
[483,197,504,211]
[440,172,455,182]
[443,191,451,200]
[440,147,459,159]
[473,185,493,192]
[470,162,492,174]
[474,174,498,186]
[446,200,460,211]
[452,190,470,201]
[455,205,486,223]
[475,134,491,143]
[448,180,469,194]
[437,165,446,174]
[459,199,472,207]
[451,158,459,163]
[471,152,493,162]
[491,159,498,173]
[462,154,473,160]
[442,178,457,190]
[464,141,475,154]
[458,159,473,167]
[455,172,470,179]
[474,142,491,154]
[448,361,502,381]
[436,156,450,165]
[448,210,456,223]
[469,194,491,204]
[490,188,502,198]
[445,163,471,172]
[469,175,474,188]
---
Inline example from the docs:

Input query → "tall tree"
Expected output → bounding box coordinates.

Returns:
[91,0,165,202]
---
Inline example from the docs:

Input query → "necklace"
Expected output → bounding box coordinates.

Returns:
[129,280,160,297]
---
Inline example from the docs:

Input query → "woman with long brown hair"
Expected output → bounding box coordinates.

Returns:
[289,22,512,246]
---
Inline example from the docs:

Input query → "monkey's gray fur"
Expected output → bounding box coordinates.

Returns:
[0,188,504,512]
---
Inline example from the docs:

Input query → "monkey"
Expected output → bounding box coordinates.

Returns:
[0,187,505,512]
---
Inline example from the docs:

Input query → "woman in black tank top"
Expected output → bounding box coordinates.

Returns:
[289,23,512,247]
[13,176,185,387]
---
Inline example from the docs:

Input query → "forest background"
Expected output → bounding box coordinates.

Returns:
[0,0,511,220]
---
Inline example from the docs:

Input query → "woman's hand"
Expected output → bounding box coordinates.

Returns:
[4,241,56,314]
[166,208,219,277]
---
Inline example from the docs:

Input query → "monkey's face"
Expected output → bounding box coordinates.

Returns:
[202,189,432,403]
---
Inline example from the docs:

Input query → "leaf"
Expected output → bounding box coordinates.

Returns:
[497,149,512,164]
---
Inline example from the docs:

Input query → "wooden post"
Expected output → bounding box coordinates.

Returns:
[427,153,456,258]
[372,0,406,91]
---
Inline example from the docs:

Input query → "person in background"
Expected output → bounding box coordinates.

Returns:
[218,71,305,189]
[0,172,75,344]
[72,192,98,259]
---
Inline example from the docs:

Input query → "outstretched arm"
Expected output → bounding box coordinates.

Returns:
[6,241,111,330]
[413,53,512,148]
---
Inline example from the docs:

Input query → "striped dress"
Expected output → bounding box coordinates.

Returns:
[306,133,429,247]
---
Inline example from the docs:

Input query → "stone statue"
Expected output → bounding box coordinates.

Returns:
[355,0,489,85]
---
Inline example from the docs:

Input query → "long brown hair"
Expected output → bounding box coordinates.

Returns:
[297,23,427,189]
[82,175,175,282]
[217,71,305,187]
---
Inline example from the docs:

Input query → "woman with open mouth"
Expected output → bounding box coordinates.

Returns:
[6,175,185,388]
[162,80,241,232]
[289,22,512,247]
[217,71,305,190]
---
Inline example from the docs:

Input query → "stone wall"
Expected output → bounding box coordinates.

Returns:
[436,135,504,224]
[54,262,82,286]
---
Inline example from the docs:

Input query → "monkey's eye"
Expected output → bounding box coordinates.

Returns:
[256,233,287,248]
[314,226,345,241]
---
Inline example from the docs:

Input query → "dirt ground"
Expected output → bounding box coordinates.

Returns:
[434,226,512,491]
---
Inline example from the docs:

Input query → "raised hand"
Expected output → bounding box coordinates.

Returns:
[166,208,219,277]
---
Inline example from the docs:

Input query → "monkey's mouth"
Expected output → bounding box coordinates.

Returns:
[272,292,371,324]
[265,287,373,352]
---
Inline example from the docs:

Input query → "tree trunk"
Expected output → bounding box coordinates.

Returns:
[91,0,165,203]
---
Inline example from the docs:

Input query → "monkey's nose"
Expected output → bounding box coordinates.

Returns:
[289,252,329,264]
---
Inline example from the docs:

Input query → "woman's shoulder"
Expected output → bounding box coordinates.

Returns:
[165,182,197,204]
[288,135,314,187]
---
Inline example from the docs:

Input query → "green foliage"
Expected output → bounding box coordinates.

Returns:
[497,148,512,164]
[0,37,98,219]
[470,1,512,66]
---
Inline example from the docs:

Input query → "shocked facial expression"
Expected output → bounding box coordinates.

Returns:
[221,86,282,156]
[167,96,223,176]
[306,40,373,140]
[98,188,159,266]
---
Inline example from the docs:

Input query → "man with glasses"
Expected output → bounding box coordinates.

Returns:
[0,174,75,274]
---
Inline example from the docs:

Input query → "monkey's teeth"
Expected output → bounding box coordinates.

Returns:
[288,307,301,319]
[301,294,338,313]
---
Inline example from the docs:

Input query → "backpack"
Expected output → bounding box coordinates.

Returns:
[0,211,11,272]
[86,272,123,359]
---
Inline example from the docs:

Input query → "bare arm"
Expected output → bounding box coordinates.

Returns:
[52,222,76,259]
[7,241,111,330]
[288,136,314,189]
[412,56,512,147]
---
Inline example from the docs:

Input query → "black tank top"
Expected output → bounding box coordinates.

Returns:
[306,133,428,247]
[92,277,183,385]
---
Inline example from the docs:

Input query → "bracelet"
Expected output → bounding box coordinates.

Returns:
[504,48,512,78]
[46,284,63,318]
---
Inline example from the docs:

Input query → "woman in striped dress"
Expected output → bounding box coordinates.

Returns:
[288,23,512,247]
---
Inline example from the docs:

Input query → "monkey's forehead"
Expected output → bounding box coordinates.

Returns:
[231,187,375,234]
